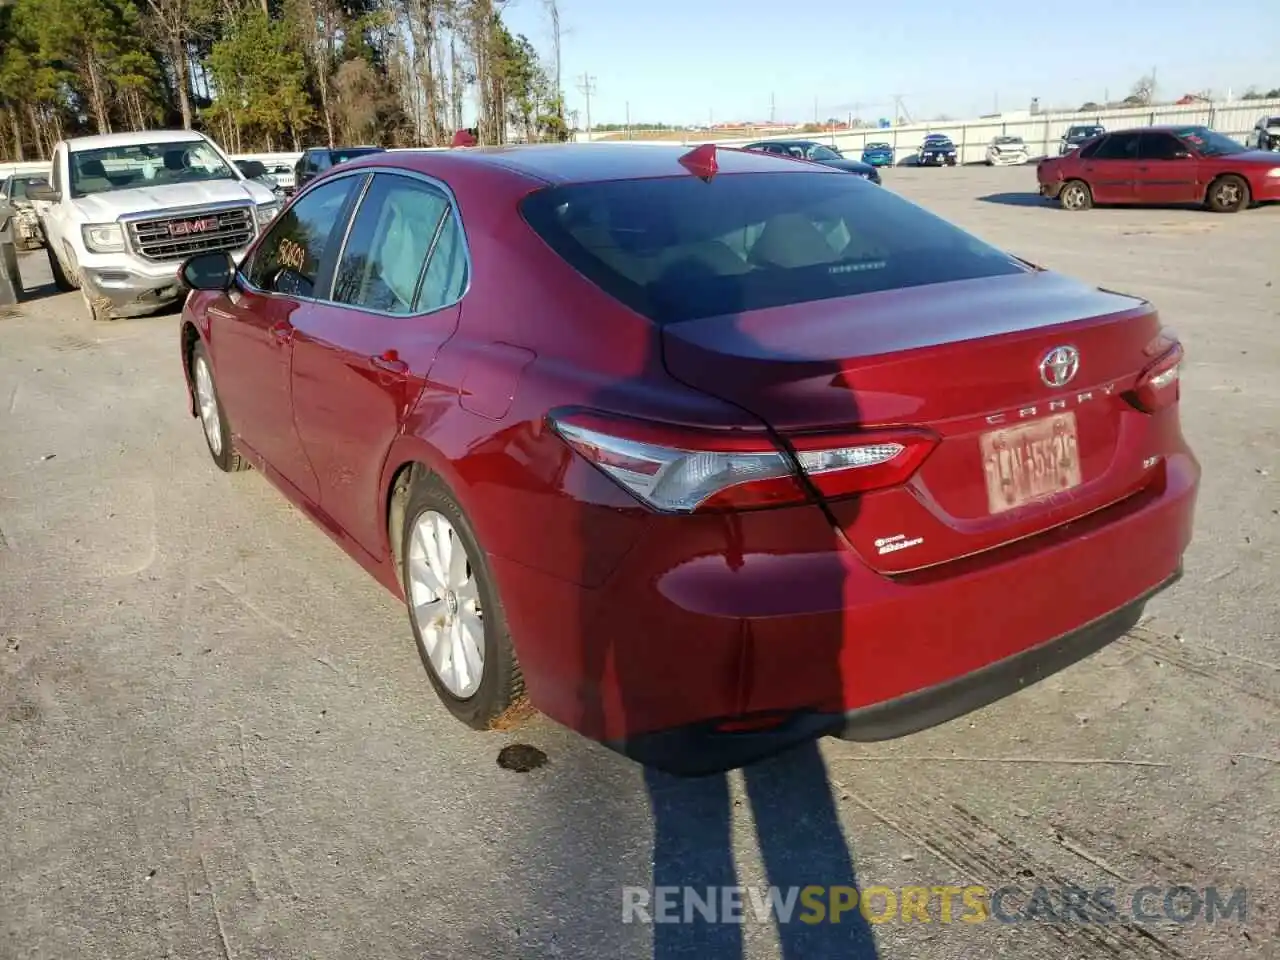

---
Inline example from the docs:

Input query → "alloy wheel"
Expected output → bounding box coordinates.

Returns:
[1062,184,1088,210]
[194,356,223,457]
[407,509,484,698]
[1214,181,1241,208]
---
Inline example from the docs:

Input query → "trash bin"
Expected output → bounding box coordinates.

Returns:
[0,200,22,306]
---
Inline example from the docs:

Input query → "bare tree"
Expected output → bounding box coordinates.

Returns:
[141,0,196,128]
[1129,73,1156,106]
[543,0,560,109]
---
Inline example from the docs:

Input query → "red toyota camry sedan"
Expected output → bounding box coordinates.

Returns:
[177,143,1199,775]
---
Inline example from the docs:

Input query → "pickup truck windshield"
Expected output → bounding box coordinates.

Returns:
[69,141,237,197]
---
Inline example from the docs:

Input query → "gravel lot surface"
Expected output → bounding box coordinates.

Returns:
[2,165,1277,960]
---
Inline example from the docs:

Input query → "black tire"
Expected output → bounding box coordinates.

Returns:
[401,473,523,729]
[190,340,249,472]
[1205,175,1250,213]
[47,244,77,292]
[1058,179,1093,211]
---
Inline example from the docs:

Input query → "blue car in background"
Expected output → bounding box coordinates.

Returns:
[861,142,895,166]
[917,134,958,166]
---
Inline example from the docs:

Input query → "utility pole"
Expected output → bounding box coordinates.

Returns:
[576,73,596,139]
[625,101,630,140]
[813,95,819,125]
[770,92,775,124]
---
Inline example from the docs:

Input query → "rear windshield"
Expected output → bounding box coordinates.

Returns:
[519,171,1027,325]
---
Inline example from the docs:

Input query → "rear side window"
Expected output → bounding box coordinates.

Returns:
[1092,133,1140,160]
[519,171,1026,325]
[332,173,451,314]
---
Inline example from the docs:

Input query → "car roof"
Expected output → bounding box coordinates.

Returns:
[1098,125,1209,136]
[65,130,211,150]
[378,142,845,185]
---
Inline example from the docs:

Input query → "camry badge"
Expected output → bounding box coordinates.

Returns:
[1040,345,1080,388]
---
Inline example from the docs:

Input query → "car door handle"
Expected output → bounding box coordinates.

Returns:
[269,321,293,345]
[370,350,408,375]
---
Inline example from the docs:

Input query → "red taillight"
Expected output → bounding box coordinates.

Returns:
[1126,341,1183,413]
[548,409,938,513]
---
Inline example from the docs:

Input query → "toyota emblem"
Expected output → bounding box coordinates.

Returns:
[1039,346,1080,388]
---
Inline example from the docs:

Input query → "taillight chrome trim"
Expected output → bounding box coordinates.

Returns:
[548,409,938,514]
[1125,341,1183,413]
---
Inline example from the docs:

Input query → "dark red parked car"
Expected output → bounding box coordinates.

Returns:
[1038,124,1280,212]
[178,143,1198,775]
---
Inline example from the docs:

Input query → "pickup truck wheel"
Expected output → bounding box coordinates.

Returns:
[47,245,78,292]
[83,287,114,322]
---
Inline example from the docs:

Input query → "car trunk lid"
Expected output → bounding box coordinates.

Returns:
[660,270,1166,573]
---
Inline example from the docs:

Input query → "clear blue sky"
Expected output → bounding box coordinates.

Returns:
[501,0,1279,127]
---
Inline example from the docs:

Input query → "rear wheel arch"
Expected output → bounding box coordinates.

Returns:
[181,321,202,417]
[381,438,471,593]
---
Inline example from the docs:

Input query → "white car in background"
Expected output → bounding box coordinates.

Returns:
[986,135,1029,165]
[1249,115,1280,152]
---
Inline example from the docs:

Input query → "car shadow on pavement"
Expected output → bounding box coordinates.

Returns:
[568,219,881,959]
[644,746,881,959]
[976,192,1052,208]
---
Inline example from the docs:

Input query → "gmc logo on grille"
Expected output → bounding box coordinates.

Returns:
[169,217,218,236]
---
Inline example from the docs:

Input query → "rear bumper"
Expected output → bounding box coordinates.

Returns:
[1252,177,1280,203]
[495,450,1198,776]
[1039,180,1064,199]
[614,565,1180,776]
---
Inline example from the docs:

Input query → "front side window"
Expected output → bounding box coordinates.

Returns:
[68,140,235,197]
[332,173,453,314]
[246,176,359,297]
[806,145,842,161]
[519,170,1026,326]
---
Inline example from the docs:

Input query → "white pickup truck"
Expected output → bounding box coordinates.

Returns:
[29,129,280,321]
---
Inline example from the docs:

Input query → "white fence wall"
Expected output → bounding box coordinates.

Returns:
[3,98,1277,178]
[719,99,1280,165]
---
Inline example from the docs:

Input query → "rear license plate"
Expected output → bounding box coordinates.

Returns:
[980,413,1081,514]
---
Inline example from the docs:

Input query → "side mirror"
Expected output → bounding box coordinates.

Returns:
[180,250,236,291]
[28,184,60,203]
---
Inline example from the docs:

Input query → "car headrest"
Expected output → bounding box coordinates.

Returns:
[748,213,840,269]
